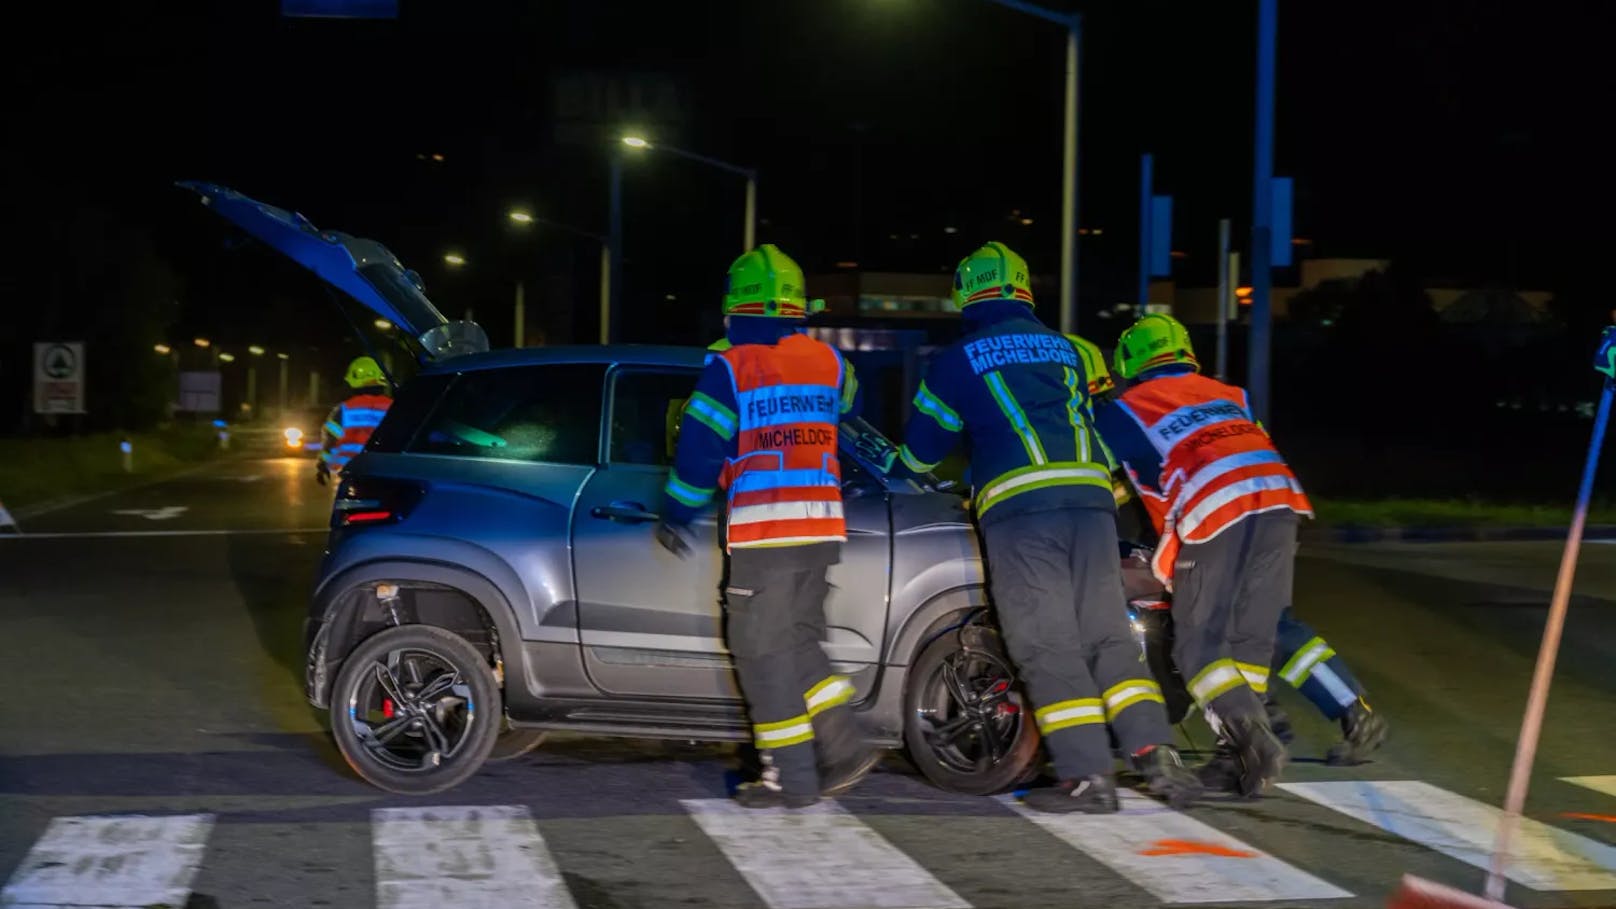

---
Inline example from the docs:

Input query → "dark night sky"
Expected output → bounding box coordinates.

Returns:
[5,0,1611,352]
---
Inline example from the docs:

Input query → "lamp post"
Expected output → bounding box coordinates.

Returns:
[620,135,758,252]
[983,0,1082,333]
[509,208,611,345]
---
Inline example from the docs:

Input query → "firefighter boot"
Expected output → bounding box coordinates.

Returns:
[732,752,818,809]
[1225,714,1288,798]
[1023,774,1121,814]
[1132,744,1204,809]
[1265,695,1295,745]
[813,705,882,796]
[1327,698,1388,766]
[1196,740,1243,794]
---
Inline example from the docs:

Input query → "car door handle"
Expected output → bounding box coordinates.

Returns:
[591,501,660,523]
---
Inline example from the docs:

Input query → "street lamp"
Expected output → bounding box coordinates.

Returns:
[218,352,236,363]
[154,343,172,355]
[193,337,211,348]
[248,345,265,356]
[374,318,393,331]
[508,207,611,346]
[982,0,1082,333]
[443,252,467,267]
[620,134,758,250]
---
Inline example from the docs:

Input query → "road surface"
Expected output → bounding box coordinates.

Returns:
[2,456,1613,908]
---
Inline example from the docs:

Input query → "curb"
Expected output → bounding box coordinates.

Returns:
[1304,524,1616,544]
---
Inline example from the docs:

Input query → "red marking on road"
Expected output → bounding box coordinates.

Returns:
[1560,811,1616,824]
[1138,839,1259,858]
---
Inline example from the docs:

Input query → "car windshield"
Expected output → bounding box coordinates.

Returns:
[841,416,942,493]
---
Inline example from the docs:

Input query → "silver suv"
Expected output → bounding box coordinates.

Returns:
[184,183,1179,797]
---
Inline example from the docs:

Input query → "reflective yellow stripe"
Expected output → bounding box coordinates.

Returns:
[1034,698,1106,734]
[1279,637,1336,686]
[1102,678,1165,719]
[753,714,814,748]
[804,675,854,717]
[1188,659,1247,707]
[1235,661,1271,695]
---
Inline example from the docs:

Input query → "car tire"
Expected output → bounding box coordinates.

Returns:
[329,624,501,795]
[486,726,548,763]
[903,623,1040,796]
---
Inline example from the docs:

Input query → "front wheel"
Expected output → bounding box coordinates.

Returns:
[903,624,1040,795]
[329,624,502,794]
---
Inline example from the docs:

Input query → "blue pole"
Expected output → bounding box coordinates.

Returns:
[1138,153,1153,307]
[1249,0,1277,423]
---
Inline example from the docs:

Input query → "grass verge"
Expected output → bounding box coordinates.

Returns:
[1310,498,1616,528]
[0,427,221,512]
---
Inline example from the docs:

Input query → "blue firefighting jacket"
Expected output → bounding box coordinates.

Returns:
[898,301,1113,525]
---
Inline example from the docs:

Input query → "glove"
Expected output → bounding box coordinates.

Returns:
[655,520,692,559]
[315,461,331,486]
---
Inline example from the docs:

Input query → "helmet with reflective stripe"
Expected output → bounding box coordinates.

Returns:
[1064,334,1115,396]
[724,244,808,318]
[1113,313,1199,379]
[344,355,386,388]
[953,241,1033,309]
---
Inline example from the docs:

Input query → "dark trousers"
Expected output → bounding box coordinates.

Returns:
[1273,607,1367,720]
[1171,510,1299,727]
[981,507,1175,780]
[724,547,852,795]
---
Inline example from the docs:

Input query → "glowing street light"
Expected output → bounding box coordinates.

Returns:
[443,252,467,267]
[375,318,393,331]
[276,352,290,360]
[621,135,650,149]
[218,352,236,363]
[507,209,534,224]
[248,345,265,356]
[193,337,211,348]
[154,343,172,355]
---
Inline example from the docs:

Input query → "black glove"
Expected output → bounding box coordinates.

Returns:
[315,461,331,486]
[655,520,692,559]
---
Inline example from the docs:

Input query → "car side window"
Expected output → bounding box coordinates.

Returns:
[609,368,701,466]
[407,364,605,464]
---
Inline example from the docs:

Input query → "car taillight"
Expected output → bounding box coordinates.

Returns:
[332,477,424,529]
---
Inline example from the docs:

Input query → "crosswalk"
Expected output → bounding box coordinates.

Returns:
[4,777,1614,908]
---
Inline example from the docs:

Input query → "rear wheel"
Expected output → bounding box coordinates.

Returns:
[329,624,501,794]
[903,624,1040,795]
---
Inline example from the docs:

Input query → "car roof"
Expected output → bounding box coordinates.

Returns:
[420,344,708,375]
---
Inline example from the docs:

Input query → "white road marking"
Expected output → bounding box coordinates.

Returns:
[681,798,969,909]
[1281,780,1616,891]
[1003,790,1351,903]
[1563,776,1616,798]
[110,506,189,521]
[372,805,576,909]
[0,813,213,909]
[0,527,328,540]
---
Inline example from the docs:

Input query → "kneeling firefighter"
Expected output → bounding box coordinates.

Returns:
[1073,334,1388,773]
[317,356,392,485]
[1095,314,1311,796]
[657,244,877,809]
[896,242,1202,814]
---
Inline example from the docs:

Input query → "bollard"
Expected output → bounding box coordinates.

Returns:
[120,439,133,473]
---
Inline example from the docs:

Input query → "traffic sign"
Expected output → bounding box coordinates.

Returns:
[33,342,85,414]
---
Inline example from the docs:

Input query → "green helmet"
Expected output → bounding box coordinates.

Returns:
[1064,334,1115,397]
[344,355,386,389]
[953,241,1033,309]
[724,244,808,318]
[706,338,732,352]
[1113,313,1199,379]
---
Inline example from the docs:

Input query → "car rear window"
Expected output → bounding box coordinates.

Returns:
[365,373,453,454]
[406,364,605,464]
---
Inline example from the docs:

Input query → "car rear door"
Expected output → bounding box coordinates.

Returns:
[570,364,891,701]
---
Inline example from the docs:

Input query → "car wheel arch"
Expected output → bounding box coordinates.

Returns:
[886,584,991,668]
[307,559,527,709]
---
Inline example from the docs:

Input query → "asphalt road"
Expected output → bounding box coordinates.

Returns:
[1,455,1613,909]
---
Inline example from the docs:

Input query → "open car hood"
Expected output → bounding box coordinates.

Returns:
[178,181,488,362]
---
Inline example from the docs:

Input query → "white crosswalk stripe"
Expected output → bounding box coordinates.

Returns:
[680,798,970,909]
[0,813,213,909]
[1281,780,1616,891]
[1002,790,1352,903]
[371,805,576,909]
[1563,775,1616,799]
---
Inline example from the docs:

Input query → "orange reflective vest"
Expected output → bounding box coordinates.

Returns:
[322,392,392,469]
[718,335,845,550]
[1111,373,1311,582]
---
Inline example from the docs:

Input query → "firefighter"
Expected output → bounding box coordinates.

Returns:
[1074,334,1388,773]
[316,356,392,485]
[896,243,1202,814]
[656,244,875,809]
[1093,314,1310,797]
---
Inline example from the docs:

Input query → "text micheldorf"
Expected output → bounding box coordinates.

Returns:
[965,333,1080,375]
